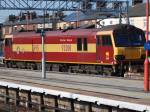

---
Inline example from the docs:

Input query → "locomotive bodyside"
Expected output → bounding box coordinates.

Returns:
[4,24,145,76]
[5,30,98,64]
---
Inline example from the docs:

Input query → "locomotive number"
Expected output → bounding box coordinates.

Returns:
[61,44,71,52]
[33,44,39,52]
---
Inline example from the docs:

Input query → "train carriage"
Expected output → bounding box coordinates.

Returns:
[4,24,145,76]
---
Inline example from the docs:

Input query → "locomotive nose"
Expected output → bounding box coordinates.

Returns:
[124,47,141,59]
[114,47,145,60]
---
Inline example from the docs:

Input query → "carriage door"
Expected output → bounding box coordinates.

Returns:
[96,35,102,63]
[96,35,113,63]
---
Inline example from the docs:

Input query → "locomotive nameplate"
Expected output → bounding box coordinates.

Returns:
[60,39,72,42]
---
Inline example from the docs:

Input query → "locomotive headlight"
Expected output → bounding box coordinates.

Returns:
[115,55,125,61]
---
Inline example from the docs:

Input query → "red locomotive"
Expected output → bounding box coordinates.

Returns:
[4,24,146,76]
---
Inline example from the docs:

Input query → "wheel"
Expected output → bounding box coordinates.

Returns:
[31,63,37,70]
[6,61,12,68]
[115,64,125,77]
[37,63,42,70]
[111,64,125,77]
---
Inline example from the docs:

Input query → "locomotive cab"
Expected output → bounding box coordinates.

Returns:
[96,24,145,76]
[112,25,145,74]
[113,25,145,61]
[96,32,114,64]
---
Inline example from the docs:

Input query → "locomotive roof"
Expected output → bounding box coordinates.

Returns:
[12,24,138,38]
[12,29,99,38]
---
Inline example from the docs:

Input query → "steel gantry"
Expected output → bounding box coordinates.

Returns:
[0,0,129,15]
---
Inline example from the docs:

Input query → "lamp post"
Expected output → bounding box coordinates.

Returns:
[144,0,149,92]
[41,29,46,79]
[41,10,46,79]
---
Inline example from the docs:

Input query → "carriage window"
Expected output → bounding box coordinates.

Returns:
[83,38,87,51]
[102,35,112,46]
[5,38,12,46]
[77,38,82,51]
[96,36,101,46]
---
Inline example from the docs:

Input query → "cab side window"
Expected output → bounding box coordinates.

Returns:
[102,35,112,46]
[77,38,82,51]
[5,38,12,46]
[96,35,101,46]
[77,37,88,51]
[83,38,87,51]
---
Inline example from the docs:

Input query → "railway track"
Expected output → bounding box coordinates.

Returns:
[0,67,150,107]
[0,67,148,95]
[0,66,144,80]
[0,69,143,93]
[0,66,146,95]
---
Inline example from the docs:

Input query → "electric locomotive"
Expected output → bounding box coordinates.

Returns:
[4,24,145,76]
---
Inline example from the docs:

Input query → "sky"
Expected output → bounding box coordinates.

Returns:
[0,0,145,23]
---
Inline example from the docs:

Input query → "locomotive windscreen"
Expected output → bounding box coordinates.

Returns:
[113,25,145,47]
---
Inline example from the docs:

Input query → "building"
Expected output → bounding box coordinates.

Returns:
[62,11,106,29]
[132,0,143,5]
[96,3,150,38]
[2,13,58,39]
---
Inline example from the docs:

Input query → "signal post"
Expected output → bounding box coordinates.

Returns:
[41,29,46,79]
